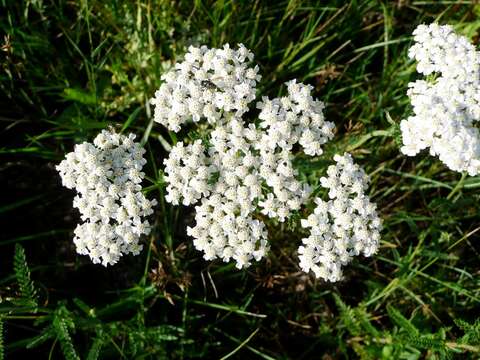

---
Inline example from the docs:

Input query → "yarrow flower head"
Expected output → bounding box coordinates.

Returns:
[298,153,382,282]
[165,117,273,269]
[152,44,336,269]
[56,130,157,266]
[150,44,261,132]
[400,23,480,175]
[257,80,334,156]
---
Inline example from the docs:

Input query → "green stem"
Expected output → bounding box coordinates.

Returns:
[346,129,394,152]
[446,172,467,200]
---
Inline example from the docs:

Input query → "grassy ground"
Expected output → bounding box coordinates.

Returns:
[1,0,480,358]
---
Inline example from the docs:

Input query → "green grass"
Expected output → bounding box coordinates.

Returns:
[1,0,480,358]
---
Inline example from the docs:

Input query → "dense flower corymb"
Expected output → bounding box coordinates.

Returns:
[150,44,261,132]
[400,23,480,175]
[56,130,157,266]
[257,80,334,156]
[160,94,332,268]
[299,153,382,282]
[152,44,336,269]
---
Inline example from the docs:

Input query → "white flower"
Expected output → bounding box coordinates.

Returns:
[57,130,157,266]
[163,140,214,206]
[156,44,338,270]
[257,80,334,156]
[150,44,261,131]
[400,23,480,175]
[188,197,269,269]
[298,153,382,282]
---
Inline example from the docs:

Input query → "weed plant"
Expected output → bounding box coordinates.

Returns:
[1,0,480,358]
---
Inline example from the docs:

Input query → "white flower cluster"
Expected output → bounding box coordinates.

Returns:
[154,44,335,269]
[256,80,334,220]
[187,194,269,269]
[299,153,382,282]
[56,130,157,266]
[168,117,270,269]
[257,80,334,156]
[400,23,480,175]
[163,140,214,206]
[150,44,261,132]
